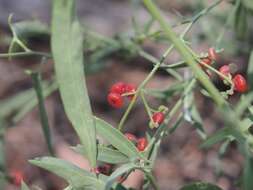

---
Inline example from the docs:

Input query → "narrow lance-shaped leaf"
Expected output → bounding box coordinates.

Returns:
[180,182,223,190]
[200,127,232,149]
[51,0,97,167]
[74,144,129,164]
[29,157,105,190]
[95,117,141,159]
[21,181,31,190]
[243,155,253,190]
[247,51,253,90]
[105,163,137,190]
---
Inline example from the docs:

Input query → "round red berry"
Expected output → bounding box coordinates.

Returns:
[152,112,165,125]
[125,84,136,100]
[107,92,124,108]
[208,47,218,61]
[10,170,25,187]
[124,133,137,142]
[219,65,230,79]
[137,137,148,152]
[233,74,247,93]
[110,82,126,95]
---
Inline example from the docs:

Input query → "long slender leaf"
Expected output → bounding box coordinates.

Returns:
[13,82,57,123]
[234,1,248,39]
[52,0,97,167]
[180,182,223,190]
[247,51,253,90]
[95,117,141,159]
[74,144,129,164]
[105,163,137,190]
[29,157,104,190]
[243,155,253,190]
[200,127,232,148]
[21,181,31,190]
[30,72,54,156]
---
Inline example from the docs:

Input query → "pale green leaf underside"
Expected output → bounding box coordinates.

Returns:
[52,0,96,166]
[29,157,104,190]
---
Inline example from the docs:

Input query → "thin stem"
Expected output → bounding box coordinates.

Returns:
[0,51,51,58]
[144,171,160,190]
[117,57,164,131]
[141,91,153,121]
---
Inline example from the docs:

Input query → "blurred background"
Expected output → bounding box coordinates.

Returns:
[0,0,253,190]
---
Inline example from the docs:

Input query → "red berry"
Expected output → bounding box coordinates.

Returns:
[110,82,126,95]
[152,112,165,125]
[10,170,25,187]
[125,84,136,100]
[107,92,124,108]
[200,58,212,67]
[137,138,148,152]
[208,47,218,61]
[233,74,247,93]
[97,164,112,175]
[219,65,230,79]
[124,133,137,142]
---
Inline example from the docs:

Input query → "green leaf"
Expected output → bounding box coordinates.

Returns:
[179,182,223,190]
[0,87,35,118]
[243,155,253,190]
[30,72,54,156]
[243,0,253,12]
[21,181,31,190]
[95,117,141,159]
[52,0,97,167]
[29,157,105,190]
[105,163,137,190]
[13,82,57,123]
[235,92,253,117]
[234,1,248,39]
[74,144,129,164]
[12,20,49,39]
[200,127,232,148]
[247,51,253,90]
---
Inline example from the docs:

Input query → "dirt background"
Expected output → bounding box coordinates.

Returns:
[0,0,252,190]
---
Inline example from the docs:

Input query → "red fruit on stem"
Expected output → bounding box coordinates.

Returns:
[137,138,148,152]
[10,170,25,187]
[208,47,218,61]
[125,84,136,100]
[152,112,165,125]
[233,74,247,93]
[107,92,124,108]
[219,65,230,79]
[200,58,212,67]
[124,133,137,142]
[110,82,126,95]
[98,164,111,175]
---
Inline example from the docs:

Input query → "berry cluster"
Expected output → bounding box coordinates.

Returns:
[107,82,136,108]
[125,133,148,152]
[200,48,247,94]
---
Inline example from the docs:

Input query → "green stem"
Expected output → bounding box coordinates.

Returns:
[144,171,160,190]
[141,91,153,121]
[117,56,164,131]
[0,51,51,58]
[143,0,226,107]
